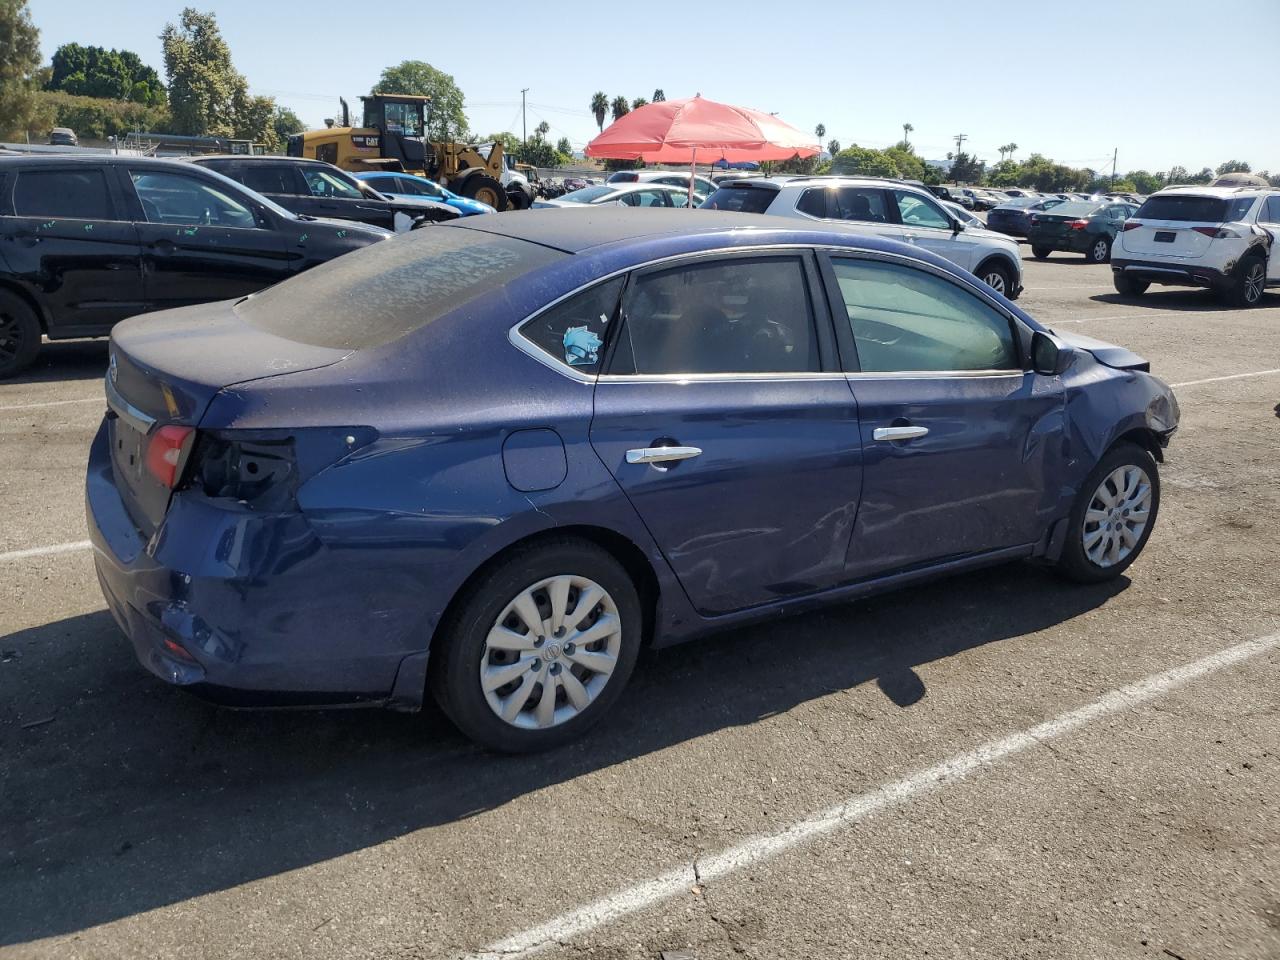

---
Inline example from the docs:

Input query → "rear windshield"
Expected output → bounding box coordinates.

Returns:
[1039,201,1104,217]
[1136,195,1230,222]
[236,226,565,350]
[561,185,615,203]
[700,185,778,213]
[997,197,1040,208]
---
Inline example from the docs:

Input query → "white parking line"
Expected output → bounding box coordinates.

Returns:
[1171,368,1280,388]
[0,396,102,413]
[464,630,1280,960]
[0,540,91,563]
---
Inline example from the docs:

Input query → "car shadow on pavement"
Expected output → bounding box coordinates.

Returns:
[2,339,109,386]
[1089,289,1247,311]
[0,562,1127,946]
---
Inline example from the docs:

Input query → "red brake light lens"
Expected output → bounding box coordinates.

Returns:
[1122,220,1142,231]
[146,425,196,489]
[1068,219,1089,230]
[1191,225,1239,239]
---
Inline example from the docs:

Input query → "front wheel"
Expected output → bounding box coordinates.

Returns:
[429,538,643,752]
[460,174,507,211]
[1054,443,1160,583]
[0,290,41,380]
[977,261,1013,298]
[1087,235,1112,264]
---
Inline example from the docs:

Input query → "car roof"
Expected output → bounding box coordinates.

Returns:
[185,154,327,165]
[1156,185,1272,198]
[0,153,230,171]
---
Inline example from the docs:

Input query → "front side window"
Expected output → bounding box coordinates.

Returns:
[518,277,625,372]
[831,258,1019,373]
[609,257,820,375]
[130,171,256,228]
[13,168,113,220]
[398,177,445,198]
[1262,196,1280,224]
[893,190,950,229]
[836,187,891,223]
[301,167,365,200]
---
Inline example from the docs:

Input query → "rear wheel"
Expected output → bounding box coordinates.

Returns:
[429,538,643,752]
[1113,272,1148,297]
[1032,245,1052,259]
[1217,254,1266,308]
[1087,235,1112,264]
[1054,443,1159,583]
[459,174,506,211]
[977,261,1013,297]
[0,290,41,380]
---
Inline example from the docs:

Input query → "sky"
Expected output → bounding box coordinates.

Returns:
[29,0,1280,175]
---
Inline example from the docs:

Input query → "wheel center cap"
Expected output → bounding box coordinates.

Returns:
[542,643,562,662]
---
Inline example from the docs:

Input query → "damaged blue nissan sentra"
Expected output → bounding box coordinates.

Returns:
[87,208,1179,752]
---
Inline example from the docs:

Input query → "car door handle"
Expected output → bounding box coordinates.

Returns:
[626,445,702,465]
[873,426,929,442]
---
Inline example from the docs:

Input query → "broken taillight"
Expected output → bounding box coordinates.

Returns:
[145,425,196,489]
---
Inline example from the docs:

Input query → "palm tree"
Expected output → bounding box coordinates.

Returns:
[535,120,550,139]
[632,97,648,110]
[828,138,841,157]
[611,96,630,122]
[815,123,826,142]
[999,142,1018,162]
[902,122,913,145]
[652,88,666,102]
[590,92,608,132]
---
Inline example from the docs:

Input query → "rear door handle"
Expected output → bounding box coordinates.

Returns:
[626,445,702,465]
[873,426,929,442]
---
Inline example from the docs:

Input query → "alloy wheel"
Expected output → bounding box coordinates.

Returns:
[1081,464,1152,568]
[983,271,1007,294]
[1092,239,1109,262]
[1244,262,1265,304]
[480,574,622,730]
[0,311,23,365]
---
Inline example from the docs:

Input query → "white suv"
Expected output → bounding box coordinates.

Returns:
[1112,186,1280,307]
[606,169,719,197]
[701,176,1024,298]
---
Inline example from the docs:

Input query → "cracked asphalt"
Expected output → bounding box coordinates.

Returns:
[2,253,1278,960]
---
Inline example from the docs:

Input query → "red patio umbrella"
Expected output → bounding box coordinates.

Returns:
[585,95,819,202]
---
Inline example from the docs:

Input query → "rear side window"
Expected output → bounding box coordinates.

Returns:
[832,258,1018,373]
[700,185,777,213]
[236,225,565,350]
[609,257,820,375]
[836,187,891,223]
[1137,195,1229,222]
[1262,196,1280,223]
[13,168,113,220]
[518,277,625,372]
[796,188,829,218]
[301,167,364,200]
[1226,197,1256,221]
[239,164,301,196]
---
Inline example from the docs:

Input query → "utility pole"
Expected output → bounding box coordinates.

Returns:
[521,88,529,146]
[953,133,967,183]
[1110,147,1118,188]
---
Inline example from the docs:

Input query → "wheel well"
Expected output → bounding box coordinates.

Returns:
[1112,427,1164,463]
[430,525,662,659]
[975,254,1016,278]
[0,280,48,333]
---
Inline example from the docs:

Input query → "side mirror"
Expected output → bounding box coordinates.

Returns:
[951,218,965,234]
[1031,330,1073,376]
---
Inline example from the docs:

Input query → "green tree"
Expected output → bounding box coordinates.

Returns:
[483,131,522,156]
[589,91,607,132]
[0,0,51,139]
[610,95,630,122]
[652,88,665,102]
[1127,170,1164,194]
[631,97,648,110]
[160,8,247,137]
[555,136,572,156]
[1216,159,1250,175]
[830,145,900,178]
[901,122,913,147]
[534,119,550,138]
[884,144,927,182]
[1190,167,1214,184]
[998,141,1018,162]
[272,105,304,144]
[948,150,984,184]
[375,59,466,141]
[232,89,278,149]
[47,43,164,104]
[826,138,840,157]
[815,122,825,142]
[1165,165,1190,185]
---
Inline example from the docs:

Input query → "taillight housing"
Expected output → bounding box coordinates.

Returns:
[1068,219,1089,230]
[145,425,196,489]
[1192,225,1239,239]
[1122,220,1142,231]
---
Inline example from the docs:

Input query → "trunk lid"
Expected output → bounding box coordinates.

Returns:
[1117,220,1214,259]
[105,300,350,535]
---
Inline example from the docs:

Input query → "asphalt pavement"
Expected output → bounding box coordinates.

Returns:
[2,251,1278,960]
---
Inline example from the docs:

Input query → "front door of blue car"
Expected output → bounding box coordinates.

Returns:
[820,253,1065,580]
[589,252,864,616]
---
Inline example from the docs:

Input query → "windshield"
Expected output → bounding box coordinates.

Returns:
[237,226,565,350]
[302,167,366,200]
[560,185,616,204]
[700,185,778,213]
[998,197,1042,208]
[1136,195,1232,222]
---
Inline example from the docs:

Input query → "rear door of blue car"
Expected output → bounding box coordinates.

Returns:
[818,251,1065,579]
[588,250,865,616]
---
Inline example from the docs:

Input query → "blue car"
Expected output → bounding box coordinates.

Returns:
[352,170,495,216]
[87,209,1179,751]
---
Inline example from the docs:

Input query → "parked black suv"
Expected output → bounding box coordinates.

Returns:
[0,155,392,377]
[186,156,458,231]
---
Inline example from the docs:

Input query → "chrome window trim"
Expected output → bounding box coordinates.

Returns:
[845,369,1025,380]
[508,242,1033,384]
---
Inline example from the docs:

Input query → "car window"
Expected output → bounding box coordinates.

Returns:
[301,167,365,200]
[1226,197,1256,221]
[129,171,257,228]
[893,190,950,229]
[1262,196,1280,223]
[518,277,625,373]
[609,257,819,375]
[835,187,891,223]
[239,163,300,196]
[796,188,829,218]
[621,189,671,207]
[1136,195,1230,222]
[13,168,114,220]
[831,258,1019,373]
[700,185,778,213]
[401,177,445,199]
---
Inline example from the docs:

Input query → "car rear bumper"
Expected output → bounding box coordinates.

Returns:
[1030,231,1094,253]
[86,420,424,709]
[1111,258,1229,288]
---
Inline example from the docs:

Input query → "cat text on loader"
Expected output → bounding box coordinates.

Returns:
[287,93,515,211]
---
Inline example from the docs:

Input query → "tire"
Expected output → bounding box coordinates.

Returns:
[506,189,530,211]
[1113,272,1149,297]
[0,290,41,379]
[1032,245,1052,259]
[1054,443,1160,584]
[1217,254,1267,308]
[1086,235,1112,264]
[458,174,506,211]
[977,261,1013,298]
[429,537,643,752]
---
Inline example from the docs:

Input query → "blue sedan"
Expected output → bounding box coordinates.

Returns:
[353,170,495,216]
[87,210,1179,752]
